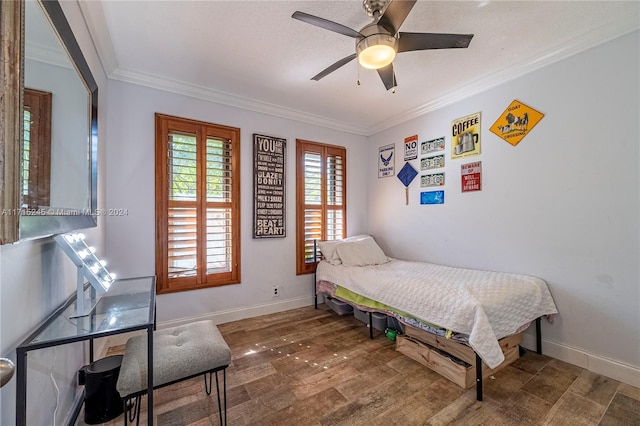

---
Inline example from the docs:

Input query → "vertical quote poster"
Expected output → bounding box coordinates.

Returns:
[253,134,286,238]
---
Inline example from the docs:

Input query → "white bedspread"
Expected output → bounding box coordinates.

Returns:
[316,259,557,368]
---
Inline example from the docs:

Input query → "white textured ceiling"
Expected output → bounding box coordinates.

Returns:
[79,0,639,135]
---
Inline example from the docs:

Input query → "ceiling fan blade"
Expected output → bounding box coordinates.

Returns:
[378,0,417,34]
[292,11,362,38]
[398,32,474,53]
[311,54,357,81]
[377,63,397,91]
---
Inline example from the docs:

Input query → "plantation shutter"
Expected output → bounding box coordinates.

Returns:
[156,114,240,293]
[296,140,346,275]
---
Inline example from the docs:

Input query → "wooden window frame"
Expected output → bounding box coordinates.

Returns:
[296,139,347,275]
[155,113,241,294]
[22,88,52,208]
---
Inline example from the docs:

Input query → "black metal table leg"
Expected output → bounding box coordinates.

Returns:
[147,324,154,426]
[16,348,27,426]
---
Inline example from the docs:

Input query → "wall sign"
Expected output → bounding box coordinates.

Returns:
[420,137,445,155]
[378,143,395,177]
[421,154,445,171]
[490,100,544,146]
[404,135,418,160]
[451,112,481,159]
[421,172,445,187]
[253,134,286,238]
[420,190,445,205]
[461,161,482,192]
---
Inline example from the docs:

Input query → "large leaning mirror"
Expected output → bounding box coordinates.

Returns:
[0,0,98,244]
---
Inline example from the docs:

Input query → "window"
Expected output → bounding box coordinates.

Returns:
[22,88,52,208]
[155,114,241,293]
[296,139,346,275]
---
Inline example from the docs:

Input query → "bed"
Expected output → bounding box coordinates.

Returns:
[313,235,558,400]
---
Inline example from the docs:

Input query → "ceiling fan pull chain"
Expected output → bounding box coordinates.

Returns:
[357,65,361,86]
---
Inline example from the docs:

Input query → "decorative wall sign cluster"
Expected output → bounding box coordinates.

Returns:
[383,100,544,204]
[253,134,286,238]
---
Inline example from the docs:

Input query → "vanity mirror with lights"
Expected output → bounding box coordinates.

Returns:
[0,0,98,244]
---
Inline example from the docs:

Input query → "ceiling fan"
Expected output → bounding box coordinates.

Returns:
[292,0,474,92]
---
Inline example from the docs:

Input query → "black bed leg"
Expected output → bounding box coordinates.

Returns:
[475,352,483,401]
[536,317,542,355]
[368,312,374,339]
[313,240,318,309]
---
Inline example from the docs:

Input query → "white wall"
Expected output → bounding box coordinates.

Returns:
[0,1,108,424]
[104,81,369,325]
[367,31,639,385]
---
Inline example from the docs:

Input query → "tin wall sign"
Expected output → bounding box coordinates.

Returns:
[378,143,395,177]
[451,112,481,159]
[253,134,286,238]
[421,172,445,187]
[420,154,445,171]
[404,135,418,161]
[490,100,544,146]
[461,161,482,192]
[420,190,445,205]
[420,137,445,155]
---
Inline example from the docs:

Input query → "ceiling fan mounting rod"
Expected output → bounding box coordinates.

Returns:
[363,0,389,18]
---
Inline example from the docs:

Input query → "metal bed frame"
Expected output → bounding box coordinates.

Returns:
[312,240,542,401]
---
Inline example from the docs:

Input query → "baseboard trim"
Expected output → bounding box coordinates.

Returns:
[158,296,314,330]
[521,333,640,388]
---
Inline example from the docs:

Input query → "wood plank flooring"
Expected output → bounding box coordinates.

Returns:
[78,305,639,425]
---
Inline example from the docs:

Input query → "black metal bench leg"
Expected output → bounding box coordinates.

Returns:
[215,371,223,426]
[224,369,227,426]
[475,352,483,401]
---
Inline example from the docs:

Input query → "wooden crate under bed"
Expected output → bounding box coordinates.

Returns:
[396,323,522,389]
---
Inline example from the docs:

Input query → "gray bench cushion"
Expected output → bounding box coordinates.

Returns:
[116,320,231,398]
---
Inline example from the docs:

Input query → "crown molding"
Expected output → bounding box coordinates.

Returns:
[81,4,638,137]
[366,17,640,135]
[109,67,370,135]
[25,42,73,69]
[78,0,117,78]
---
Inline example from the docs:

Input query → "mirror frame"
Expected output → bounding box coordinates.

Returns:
[0,0,98,244]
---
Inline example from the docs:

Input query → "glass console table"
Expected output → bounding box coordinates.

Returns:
[15,276,156,426]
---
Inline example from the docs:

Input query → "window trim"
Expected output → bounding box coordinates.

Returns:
[295,139,347,275]
[22,88,52,208]
[155,113,241,294]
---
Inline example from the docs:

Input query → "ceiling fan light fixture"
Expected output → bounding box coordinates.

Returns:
[356,32,397,69]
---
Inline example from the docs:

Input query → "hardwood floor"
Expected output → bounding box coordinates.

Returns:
[78,305,640,425]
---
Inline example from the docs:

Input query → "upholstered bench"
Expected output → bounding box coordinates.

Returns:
[116,320,231,425]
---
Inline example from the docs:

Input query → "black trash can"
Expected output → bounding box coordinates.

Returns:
[80,355,124,424]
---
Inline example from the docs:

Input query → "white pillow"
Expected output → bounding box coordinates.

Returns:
[318,234,371,265]
[317,240,342,265]
[335,236,389,267]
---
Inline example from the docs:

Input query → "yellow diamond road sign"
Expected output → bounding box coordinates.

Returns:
[490,100,544,146]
